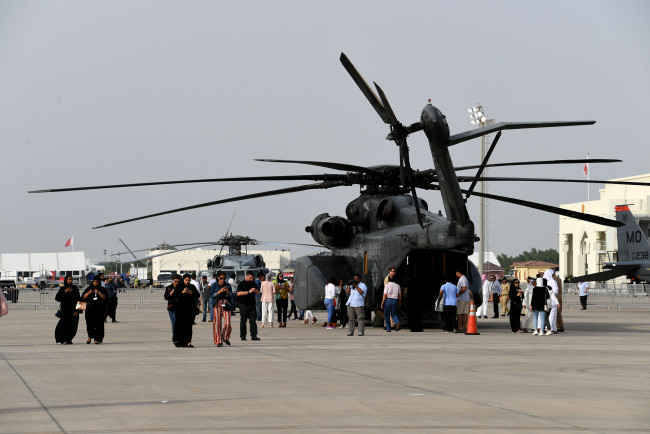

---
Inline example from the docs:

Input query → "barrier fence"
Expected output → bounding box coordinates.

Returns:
[4,287,168,309]
[5,283,649,309]
[562,282,649,307]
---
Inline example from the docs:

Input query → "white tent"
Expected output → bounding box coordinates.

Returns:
[0,251,87,276]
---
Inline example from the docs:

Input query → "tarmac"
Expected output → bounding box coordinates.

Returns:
[1,305,649,434]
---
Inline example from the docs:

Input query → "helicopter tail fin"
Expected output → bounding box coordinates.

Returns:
[615,205,650,262]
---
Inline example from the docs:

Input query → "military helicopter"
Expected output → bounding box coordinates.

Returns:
[205,234,269,282]
[30,53,650,329]
[114,234,281,284]
[570,205,650,283]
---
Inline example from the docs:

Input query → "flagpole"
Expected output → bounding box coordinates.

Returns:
[587,153,589,202]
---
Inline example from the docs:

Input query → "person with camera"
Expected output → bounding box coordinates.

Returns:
[346,273,367,336]
[274,272,291,327]
[210,271,232,347]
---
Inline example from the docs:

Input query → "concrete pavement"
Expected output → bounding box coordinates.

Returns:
[1,306,649,433]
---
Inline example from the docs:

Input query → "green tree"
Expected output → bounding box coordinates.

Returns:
[497,248,559,274]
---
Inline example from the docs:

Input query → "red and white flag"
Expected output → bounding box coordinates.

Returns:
[583,163,589,176]
[64,236,73,248]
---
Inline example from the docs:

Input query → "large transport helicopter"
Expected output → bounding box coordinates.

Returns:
[570,205,650,284]
[30,53,650,329]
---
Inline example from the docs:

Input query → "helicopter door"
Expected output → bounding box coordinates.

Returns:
[403,249,469,331]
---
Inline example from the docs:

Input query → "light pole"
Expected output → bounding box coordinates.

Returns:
[468,104,492,276]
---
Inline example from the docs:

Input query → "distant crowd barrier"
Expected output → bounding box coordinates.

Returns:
[563,282,649,308]
[5,283,649,310]
[5,287,168,309]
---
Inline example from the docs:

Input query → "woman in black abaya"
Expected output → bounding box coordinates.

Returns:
[54,275,81,344]
[172,274,200,347]
[81,276,109,344]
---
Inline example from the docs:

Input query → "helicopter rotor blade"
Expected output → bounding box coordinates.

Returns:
[257,240,326,249]
[255,159,377,175]
[117,238,139,260]
[339,53,390,124]
[457,176,650,187]
[420,184,623,228]
[119,243,223,264]
[453,158,621,172]
[372,82,401,128]
[447,120,596,146]
[398,150,406,188]
[464,131,502,200]
[373,82,424,228]
[28,174,349,193]
[219,210,237,255]
[465,189,623,227]
[92,181,347,229]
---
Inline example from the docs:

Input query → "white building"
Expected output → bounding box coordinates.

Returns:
[559,173,650,282]
[0,251,88,279]
[150,248,291,277]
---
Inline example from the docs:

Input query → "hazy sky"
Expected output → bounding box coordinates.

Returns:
[1,1,648,263]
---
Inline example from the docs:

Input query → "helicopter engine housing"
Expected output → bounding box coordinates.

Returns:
[305,213,354,248]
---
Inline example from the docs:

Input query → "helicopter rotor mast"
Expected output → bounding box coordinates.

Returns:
[340,53,425,229]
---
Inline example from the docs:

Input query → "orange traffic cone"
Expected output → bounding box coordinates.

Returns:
[465,301,480,335]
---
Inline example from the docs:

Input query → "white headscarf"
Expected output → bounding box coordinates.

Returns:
[543,269,558,293]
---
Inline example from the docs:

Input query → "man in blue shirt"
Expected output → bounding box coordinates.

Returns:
[346,273,367,336]
[438,274,458,333]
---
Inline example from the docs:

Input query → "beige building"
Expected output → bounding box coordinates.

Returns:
[512,261,558,282]
[559,173,650,282]
[150,248,291,278]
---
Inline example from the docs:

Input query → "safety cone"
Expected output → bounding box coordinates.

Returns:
[465,301,480,335]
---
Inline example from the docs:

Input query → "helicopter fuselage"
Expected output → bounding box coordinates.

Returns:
[295,192,481,317]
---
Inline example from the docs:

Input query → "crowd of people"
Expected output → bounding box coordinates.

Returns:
[475,268,569,335]
[44,265,592,345]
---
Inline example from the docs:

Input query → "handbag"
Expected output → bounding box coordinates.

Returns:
[544,293,551,312]
[435,299,444,312]
[75,301,87,311]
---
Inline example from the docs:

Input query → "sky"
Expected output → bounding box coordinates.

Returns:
[1,0,649,264]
